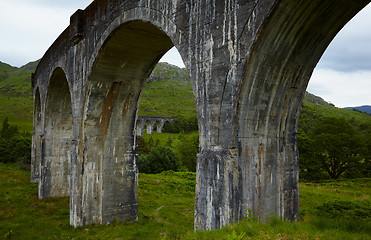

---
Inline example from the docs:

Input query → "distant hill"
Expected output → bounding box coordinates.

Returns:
[0,60,370,133]
[344,105,371,114]
[139,62,195,117]
[0,61,36,131]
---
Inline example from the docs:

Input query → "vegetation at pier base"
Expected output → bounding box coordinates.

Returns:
[0,164,370,240]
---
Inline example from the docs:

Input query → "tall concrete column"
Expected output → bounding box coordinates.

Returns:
[136,119,144,136]
[156,120,166,133]
[192,0,369,230]
[146,120,155,135]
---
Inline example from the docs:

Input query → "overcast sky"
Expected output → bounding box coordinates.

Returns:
[0,1,370,108]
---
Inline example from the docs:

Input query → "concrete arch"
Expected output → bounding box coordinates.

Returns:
[235,0,370,222]
[32,0,371,231]
[80,20,177,225]
[39,67,73,198]
[85,6,188,79]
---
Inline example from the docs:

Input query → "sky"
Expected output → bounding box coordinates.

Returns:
[0,1,370,108]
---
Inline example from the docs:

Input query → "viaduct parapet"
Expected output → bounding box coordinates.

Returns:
[31,0,370,230]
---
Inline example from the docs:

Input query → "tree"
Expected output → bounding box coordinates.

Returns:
[138,155,151,173]
[141,145,179,174]
[1,117,18,140]
[0,118,31,164]
[310,117,366,179]
[175,134,199,172]
[162,116,198,133]
[298,133,327,180]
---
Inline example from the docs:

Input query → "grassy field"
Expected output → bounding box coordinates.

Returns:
[0,163,370,240]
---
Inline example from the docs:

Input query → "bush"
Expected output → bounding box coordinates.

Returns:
[314,200,371,220]
[162,116,198,133]
[174,134,198,172]
[138,155,151,173]
[0,117,31,164]
[139,145,179,174]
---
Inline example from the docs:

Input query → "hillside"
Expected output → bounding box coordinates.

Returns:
[0,60,370,132]
[344,105,371,114]
[0,61,37,131]
[138,62,196,117]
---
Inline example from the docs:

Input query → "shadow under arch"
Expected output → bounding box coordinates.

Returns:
[235,0,369,222]
[81,20,190,225]
[39,67,73,198]
[31,87,42,183]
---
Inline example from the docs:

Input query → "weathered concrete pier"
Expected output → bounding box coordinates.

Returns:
[31,0,370,230]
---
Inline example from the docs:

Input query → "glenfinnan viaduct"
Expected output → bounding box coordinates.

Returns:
[31,0,370,230]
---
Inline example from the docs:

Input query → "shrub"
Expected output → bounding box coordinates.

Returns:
[162,116,198,133]
[314,200,371,220]
[175,134,198,172]
[140,145,179,174]
[0,117,31,164]
[138,155,151,173]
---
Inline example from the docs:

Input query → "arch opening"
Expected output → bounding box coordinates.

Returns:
[41,68,73,198]
[82,20,180,225]
[308,4,371,108]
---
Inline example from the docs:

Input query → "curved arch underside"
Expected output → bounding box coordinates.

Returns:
[236,0,369,222]
[32,0,370,230]
[40,68,73,198]
[81,20,173,225]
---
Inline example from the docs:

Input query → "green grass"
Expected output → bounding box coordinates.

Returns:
[138,76,196,118]
[302,100,371,124]
[141,132,183,145]
[1,163,370,240]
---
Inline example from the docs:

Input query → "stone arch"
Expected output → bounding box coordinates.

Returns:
[235,0,369,222]
[33,0,371,230]
[145,119,155,134]
[81,20,181,225]
[152,121,158,133]
[85,7,188,83]
[40,67,73,198]
[31,87,42,183]
[136,118,145,136]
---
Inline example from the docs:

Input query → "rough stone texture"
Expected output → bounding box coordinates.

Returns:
[31,0,370,230]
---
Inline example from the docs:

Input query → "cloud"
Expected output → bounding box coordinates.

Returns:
[10,0,90,10]
[0,1,369,108]
[316,4,371,72]
[307,4,371,107]
[0,0,91,67]
[160,47,186,68]
[308,69,371,108]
